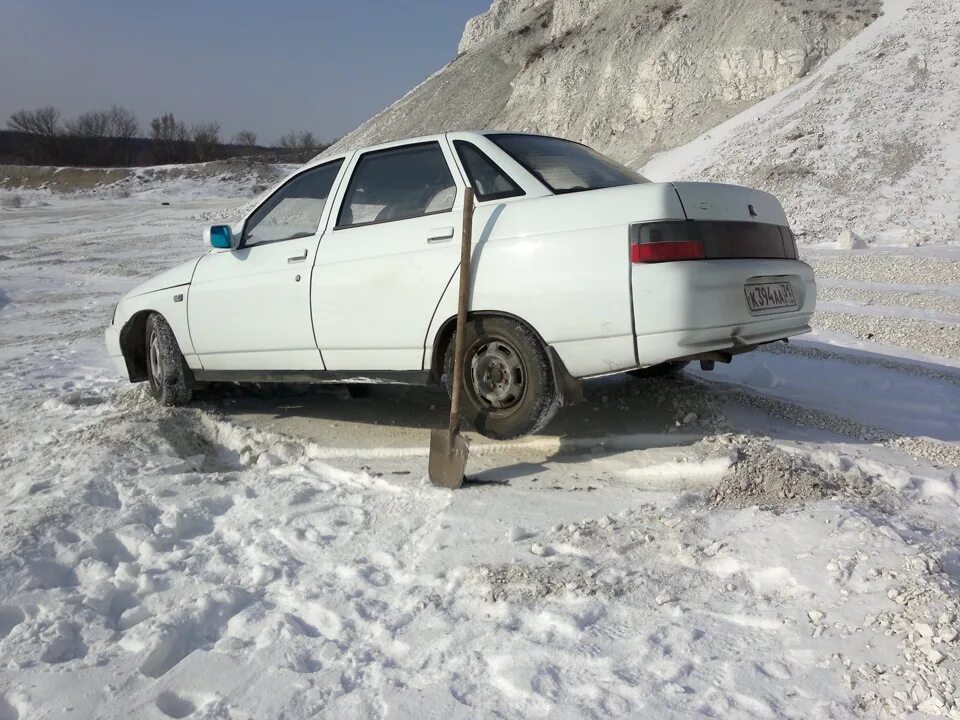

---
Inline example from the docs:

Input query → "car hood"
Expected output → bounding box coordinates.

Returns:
[123,256,204,300]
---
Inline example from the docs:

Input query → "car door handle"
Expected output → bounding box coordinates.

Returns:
[427,226,455,243]
[287,249,308,263]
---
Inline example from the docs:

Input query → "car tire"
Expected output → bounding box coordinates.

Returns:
[145,312,194,406]
[444,317,559,440]
[629,361,689,379]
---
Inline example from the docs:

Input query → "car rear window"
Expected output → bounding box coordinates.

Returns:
[453,140,524,202]
[487,133,648,195]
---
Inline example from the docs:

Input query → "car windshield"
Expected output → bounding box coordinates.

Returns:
[486,133,648,194]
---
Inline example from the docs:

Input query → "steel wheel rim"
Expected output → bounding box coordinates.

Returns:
[469,337,525,411]
[148,331,162,386]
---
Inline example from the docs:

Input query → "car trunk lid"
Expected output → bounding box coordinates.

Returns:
[628,182,798,263]
[670,181,789,226]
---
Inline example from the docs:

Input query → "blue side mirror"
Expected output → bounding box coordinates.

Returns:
[206,225,232,249]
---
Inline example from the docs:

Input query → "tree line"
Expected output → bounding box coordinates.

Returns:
[2,106,331,166]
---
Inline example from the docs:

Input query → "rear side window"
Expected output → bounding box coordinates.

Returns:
[337,142,456,228]
[242,159,344,247]
[453,141,524,202]
[487,133,648,195]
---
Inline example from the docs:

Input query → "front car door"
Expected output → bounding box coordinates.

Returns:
[312,140,465,371]
[188,157,347,371]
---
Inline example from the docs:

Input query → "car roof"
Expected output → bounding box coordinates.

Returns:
[307,130,553,169]
[305,132,471,168]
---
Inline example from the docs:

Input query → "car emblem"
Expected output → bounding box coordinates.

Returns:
[748,204,758,217]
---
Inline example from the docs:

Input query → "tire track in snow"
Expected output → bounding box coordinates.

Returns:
[762,342,960,385]
[700,375,960,468]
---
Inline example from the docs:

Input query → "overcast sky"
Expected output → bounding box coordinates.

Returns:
[0,0,490,144]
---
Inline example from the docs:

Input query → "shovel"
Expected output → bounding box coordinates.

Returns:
[429,187,476,489]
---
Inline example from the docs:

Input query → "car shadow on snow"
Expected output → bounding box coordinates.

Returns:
[198,371,710,470]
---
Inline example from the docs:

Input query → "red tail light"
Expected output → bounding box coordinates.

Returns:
[630,240,704,263]
[631,220,798,262]
[630,222,705,263]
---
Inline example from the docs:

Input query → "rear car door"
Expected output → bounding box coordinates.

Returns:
[188,158,346,370]
[312,141,464,371]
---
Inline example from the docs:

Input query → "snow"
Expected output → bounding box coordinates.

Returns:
[2,1,960,713]
[2,183,958,719]
[691,347,960,442]
[643,0,960,249]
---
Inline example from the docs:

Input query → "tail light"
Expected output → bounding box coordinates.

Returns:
[630,220,799,262]
[630,221,704,263]
[784,227,800,259]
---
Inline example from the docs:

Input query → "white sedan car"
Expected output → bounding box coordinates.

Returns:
[105,131,816,439]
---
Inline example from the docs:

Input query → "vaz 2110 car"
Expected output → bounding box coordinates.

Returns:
[105,132,816,439]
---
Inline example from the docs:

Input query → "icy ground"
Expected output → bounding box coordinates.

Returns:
[0,183,958,720]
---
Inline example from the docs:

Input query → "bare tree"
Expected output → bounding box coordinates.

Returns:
[192,122,221,162]
[65,110,111,137]
[150,113,190,162]
[63,110,111,165]
[105,106,140,165]
[277,130,319,153]
[108,106,139,140]
[233,130,257,147]
[298,131,318,152]
[7,107,62,159]
[149,113,189,143]
[8,106,61,137]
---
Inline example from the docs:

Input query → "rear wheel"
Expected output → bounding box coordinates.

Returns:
[629,361,689,379]
[444,317,559,440]
[145,313,193,406]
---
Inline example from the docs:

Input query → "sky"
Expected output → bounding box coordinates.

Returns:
[0,0,490,144]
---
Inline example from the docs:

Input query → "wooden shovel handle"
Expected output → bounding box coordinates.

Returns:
[449,187,475,435]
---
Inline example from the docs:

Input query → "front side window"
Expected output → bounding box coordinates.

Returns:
[454,141,524,202]
[337,142,456,228]
[243,159,344,247]
[487,133,648,195]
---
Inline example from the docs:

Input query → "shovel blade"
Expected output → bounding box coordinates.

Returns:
[428,429,468,489]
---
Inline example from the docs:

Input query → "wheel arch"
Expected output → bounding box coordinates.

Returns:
[428,310,540,382]
[118,309,157,383]
[427,310,581,403]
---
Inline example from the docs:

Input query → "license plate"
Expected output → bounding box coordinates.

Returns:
[744,280,798,314]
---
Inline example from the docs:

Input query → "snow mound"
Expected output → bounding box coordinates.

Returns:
[325,0,879,166]
[0,159,292,202]
[644,0,960,246]
[708,437,882,507]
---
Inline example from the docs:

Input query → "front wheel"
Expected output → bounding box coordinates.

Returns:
[444,317,559,440]
[145,313,194,406]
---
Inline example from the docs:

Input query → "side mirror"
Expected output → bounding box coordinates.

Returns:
[204,225,233,250]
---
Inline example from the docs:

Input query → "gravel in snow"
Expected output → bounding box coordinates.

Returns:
[817,285,960,318]
[813,312,960,360]
[707,436,885,508]
[806,252,960,287]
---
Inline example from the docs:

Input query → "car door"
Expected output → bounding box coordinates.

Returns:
[188,158,346,371]
[312,141,464,371]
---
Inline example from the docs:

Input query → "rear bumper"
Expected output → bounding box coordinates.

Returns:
[104,325,127,376]
[632,258,816,366]
[636,319,812,365]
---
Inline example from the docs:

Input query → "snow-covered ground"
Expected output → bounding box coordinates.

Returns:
[1,182,958,719]
[1,0,959,711]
